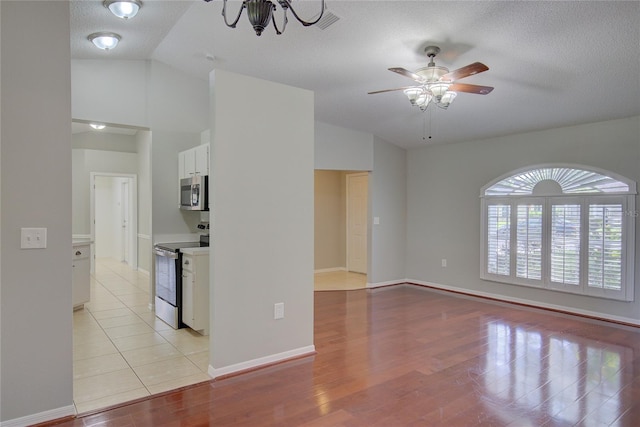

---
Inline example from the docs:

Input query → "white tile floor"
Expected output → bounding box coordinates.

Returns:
[73,258,210,414]
[73,260,365,414]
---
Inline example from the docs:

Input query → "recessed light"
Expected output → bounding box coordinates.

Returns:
[90,123,106,130]
[88,32,121,51]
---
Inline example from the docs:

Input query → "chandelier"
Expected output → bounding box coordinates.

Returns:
[204,0,325,36]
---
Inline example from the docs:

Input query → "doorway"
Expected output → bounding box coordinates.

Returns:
[90,173,138,272]
[313,170,369,291]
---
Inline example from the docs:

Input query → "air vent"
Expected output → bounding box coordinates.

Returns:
[314,10,340,30]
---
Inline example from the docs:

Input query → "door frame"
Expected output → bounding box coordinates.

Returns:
[90,172,138,272]
[346,172,369,274]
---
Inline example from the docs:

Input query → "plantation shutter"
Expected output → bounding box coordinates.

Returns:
[588,204,623,291]
[550,204,581,286]
[487,204,510,276]
[516,203,543,281]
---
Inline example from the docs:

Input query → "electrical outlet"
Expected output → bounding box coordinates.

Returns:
[441,258,447,267]
[274,302,285,320]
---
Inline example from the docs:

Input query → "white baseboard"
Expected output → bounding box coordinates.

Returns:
[0,405,75,427]
[367,279,407,289]
[407,279,640,327]
[137,233,151,240]
[314,267,347,273]
[208,345,316,379]
[137,267,150,276]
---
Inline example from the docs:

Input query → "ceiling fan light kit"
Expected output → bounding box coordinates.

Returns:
[370,45,494,112]
[204,0,326,36]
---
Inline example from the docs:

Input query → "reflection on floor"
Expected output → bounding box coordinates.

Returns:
[314,269,367,291]
[72,258,210,414]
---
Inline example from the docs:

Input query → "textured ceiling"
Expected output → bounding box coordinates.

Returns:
[71,1,640,149]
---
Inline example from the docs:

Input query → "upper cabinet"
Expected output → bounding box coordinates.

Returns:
[179,143,209,179]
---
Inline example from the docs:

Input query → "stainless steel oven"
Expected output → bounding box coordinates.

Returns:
[154,241,206,329]
[180,175,208,211]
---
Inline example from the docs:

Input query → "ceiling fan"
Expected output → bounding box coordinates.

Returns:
[369,46,494,111]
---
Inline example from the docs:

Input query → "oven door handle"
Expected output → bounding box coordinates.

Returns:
[155,248,179,259]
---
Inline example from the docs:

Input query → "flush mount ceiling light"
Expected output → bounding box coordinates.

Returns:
[88,32,121,50]
[89,123,106,130]
[369,46,494,111]
[203,0,325,36]
[104,0,142,19]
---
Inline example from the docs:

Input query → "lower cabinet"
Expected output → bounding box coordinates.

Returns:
[72,244,90,310]
[181,252,209,335]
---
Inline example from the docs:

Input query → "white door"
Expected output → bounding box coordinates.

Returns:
[347,173,368,274]
[121,179,130,264]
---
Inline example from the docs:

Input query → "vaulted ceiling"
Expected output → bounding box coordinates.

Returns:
[70,1,640,149]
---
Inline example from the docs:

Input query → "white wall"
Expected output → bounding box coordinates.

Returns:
[94,177,124,259]
[406,116,640,323]
[0,1,73,423]
[209,70,314,376]
[136,131,152,274]
[72,149,138,235]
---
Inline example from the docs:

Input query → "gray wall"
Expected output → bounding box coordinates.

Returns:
[150,131,201,238]
[147,60,209,240]
[71,59,210,241]
[369,137,407,284]
[1,1,73,422]
[315,121,374,171]
[406,116,640,323]
[209,70,314,375]
[71,59,148,127]
[72,131,137,153]
[314,121,408,286]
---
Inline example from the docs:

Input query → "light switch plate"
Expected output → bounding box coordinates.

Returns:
[373,217,380,225]
[274,302,285,320]
[21,228,47,249]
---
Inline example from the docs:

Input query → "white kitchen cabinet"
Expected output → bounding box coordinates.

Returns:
[181,250,209,335]
[179,143,209,179]
[72,243,90,310]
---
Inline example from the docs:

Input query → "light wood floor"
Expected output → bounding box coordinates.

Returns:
[48,284,640,426]
[314,269,367,291]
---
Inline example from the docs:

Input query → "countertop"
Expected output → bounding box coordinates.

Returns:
[180,247,210,255]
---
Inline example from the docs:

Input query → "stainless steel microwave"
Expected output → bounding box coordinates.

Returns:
[180,175,208,211]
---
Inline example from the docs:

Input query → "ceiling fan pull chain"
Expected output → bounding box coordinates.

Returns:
[422,108,433,141]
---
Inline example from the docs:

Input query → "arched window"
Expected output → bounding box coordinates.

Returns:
[480,164,636,301]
